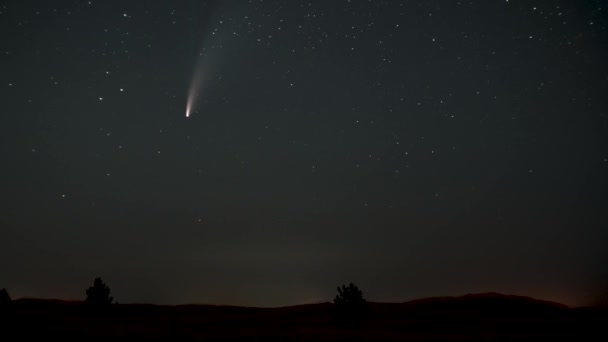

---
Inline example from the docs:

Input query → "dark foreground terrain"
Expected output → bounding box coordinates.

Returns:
[1,293,606,341]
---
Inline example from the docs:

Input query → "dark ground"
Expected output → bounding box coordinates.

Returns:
[1,293,606,341]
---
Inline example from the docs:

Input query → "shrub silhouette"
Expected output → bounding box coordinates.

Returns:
[86,278,113,306]
[0,288,10,305]
[333,282,368,327]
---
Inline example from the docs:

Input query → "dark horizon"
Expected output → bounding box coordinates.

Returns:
[3,289,594,309]
[6,290,605,340]
[1,0,607,308]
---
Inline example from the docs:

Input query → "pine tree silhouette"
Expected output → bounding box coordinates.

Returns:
[333,282,368,327]
[86,278,113,306]
[0,288,10,305]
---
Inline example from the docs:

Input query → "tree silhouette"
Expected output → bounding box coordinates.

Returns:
[86,278,113,306]
[333,282,368,327]
[0,288,10,305]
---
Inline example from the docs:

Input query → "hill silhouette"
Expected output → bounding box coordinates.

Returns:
[404,292,570,311]
[2,292,606,340]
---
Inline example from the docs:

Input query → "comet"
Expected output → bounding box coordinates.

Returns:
[185,94,193,118]
[185,62,205,118]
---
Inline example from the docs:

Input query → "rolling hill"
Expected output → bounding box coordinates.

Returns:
[1,293,605,340]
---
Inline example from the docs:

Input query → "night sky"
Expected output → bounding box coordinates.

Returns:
[1,0,607,307]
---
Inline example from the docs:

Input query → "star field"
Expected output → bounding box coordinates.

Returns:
[1,0,607,307]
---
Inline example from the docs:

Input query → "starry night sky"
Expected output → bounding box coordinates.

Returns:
[1,0,607,307]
